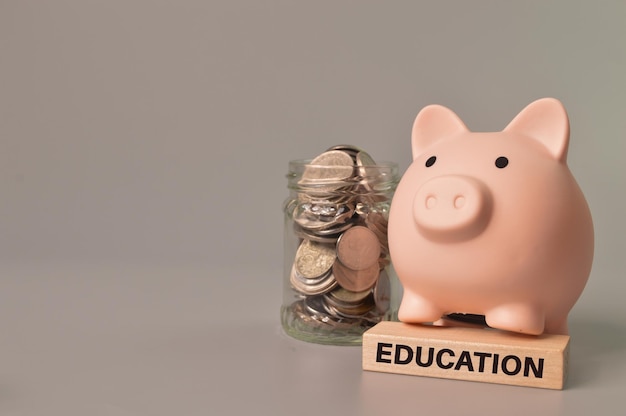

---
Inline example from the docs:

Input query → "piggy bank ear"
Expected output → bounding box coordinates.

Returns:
[412,105,468,160]
[504,98,570,163]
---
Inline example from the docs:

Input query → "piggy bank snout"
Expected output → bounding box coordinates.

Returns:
[413,175,492,242]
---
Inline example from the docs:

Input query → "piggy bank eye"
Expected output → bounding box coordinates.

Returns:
[495,156,509,169]
[425,156,437,167]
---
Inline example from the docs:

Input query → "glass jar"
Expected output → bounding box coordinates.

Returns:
[281,146,400,345]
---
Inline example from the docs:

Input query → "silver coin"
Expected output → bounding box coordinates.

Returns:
[320,301,366,323]
[324,294,375,318]
[356,150,377,167]
[291,264,332,285]
[297,194,356,210]
[326,145,363,162]
[310,220,354,236]
[304,295,329,315]
[293,224,342,244]
[298,184,353,199]
[355,150,380,196]
[326,144,363,152]
[294,240,336,279]
[327,286,372,304]
[373,269,391,313]
[290,264,338,296]
[299,150,355,184]
[293,202,354,231]
[290,300,338,328]
[303,297,362,327]
[323,293,353,309]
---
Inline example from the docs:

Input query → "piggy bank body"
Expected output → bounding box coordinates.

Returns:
[388,98,594,335]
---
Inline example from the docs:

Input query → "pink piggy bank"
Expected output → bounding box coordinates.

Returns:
[388,98,594,335]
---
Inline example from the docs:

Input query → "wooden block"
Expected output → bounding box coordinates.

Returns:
[362,321,569,389]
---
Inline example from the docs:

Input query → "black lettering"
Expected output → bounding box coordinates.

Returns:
[376,343,392,364]
[492,353,500,374]
[473,352,492,373]
[415,346,434,367]
[436,348,455,369]
[394,344,413,365]
[377,343,544,379]
[454,350,474,372]
[524,357,544,378]
[502,355,522,376]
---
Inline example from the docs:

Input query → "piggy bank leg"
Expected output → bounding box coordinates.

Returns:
[485,304,545,335]
[398,291,444,323]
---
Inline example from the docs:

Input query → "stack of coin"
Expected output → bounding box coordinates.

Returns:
[286,145,394,329]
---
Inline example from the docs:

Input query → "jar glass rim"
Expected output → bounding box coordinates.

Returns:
[286,159,399,192]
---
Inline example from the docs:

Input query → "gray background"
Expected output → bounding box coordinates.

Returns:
[0,1,624,415]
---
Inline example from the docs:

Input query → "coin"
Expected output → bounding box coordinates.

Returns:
[326,144,363,162]
[324,293,375,318]
[304,295,332,317]
[295,240,336,279]
[364,210,389,232]
[298,297,363,328]
[336,226,381,271]
[290,264,338,296]
[364,210,390,253]
[293,223,342,244]
[299,150,354,184]
[312,221,354,236]
[291,264,330,285]
[290,299,347,329]
[293,202,354,231]
[372,269,390,313]
[332,259,380,292]
[327,286,372,304]
[355,150,390,197]
[356,150,376,168]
